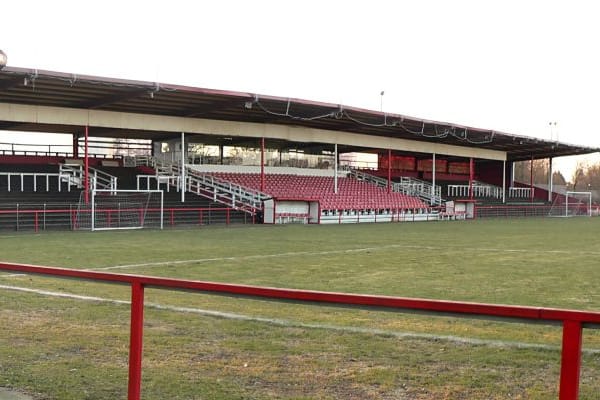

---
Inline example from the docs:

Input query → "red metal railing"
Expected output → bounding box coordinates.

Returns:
[1,261,599,399]
[0,206,246,232]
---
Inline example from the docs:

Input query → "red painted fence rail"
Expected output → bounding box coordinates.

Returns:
[1,261,599,399]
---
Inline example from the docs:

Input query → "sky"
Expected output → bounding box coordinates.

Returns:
[2,0,600,179]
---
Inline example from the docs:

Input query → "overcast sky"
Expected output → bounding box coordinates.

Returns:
[2,0,600,178]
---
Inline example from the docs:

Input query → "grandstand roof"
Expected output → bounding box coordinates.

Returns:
[1,66,598,162]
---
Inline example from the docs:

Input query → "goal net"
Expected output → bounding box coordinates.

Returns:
[74,190,163,231]
[548,191,592,217]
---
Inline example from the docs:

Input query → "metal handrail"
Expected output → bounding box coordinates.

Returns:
[0,261,595,400]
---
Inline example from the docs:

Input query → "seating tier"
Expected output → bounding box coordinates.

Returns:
[211,173,428,210]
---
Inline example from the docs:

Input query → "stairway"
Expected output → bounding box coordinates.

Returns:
[350,169,443,206]
[140,157,268,215]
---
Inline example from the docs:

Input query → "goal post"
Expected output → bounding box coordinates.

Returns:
[75,189,164,231]
[565,191,592,217]
[548,191,592,217]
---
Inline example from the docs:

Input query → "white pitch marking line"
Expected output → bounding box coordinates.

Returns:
[94,243,600,271]
[1,244,596,277]
[94,246,389,270]
[1,283,599,354]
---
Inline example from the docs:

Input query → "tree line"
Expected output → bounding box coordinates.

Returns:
[514,159,600,192]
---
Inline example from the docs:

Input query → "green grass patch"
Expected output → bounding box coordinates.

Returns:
[1,218,600,398]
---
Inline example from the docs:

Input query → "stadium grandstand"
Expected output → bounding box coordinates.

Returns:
[1,66,599,230]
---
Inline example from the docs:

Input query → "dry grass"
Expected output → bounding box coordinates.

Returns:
[1,218,600,398]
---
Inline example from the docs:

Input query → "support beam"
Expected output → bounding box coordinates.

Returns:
[0,102,508,161]
[530,155,534,203]
[511,161,515,187]
[469,157,474,200]
[549,158,554,202]
[260,137,265,192]
[334,144,338,194]
[387,149,391,194]
[72,134,79,158]
[431,153,436,205]
[502,160,506,204]
[84,125,89,204]
[180,132,185,203]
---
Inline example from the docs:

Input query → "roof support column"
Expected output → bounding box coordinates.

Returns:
[511,161,515,187]
[334,144,338,194]
[387,149,391,194]
[431,153,436,205]
[548,157,554,202]
[469,157,474,200]
[530,155,534,203]
[84,125,89,204]
[72,134,79,158]
[502,160,506,204]
[260,137,265,192]
[181,132,185,203]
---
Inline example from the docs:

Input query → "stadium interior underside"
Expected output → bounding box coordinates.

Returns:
[1,66,599,230]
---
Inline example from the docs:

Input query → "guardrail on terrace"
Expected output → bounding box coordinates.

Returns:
[0,206,250,232]
[475,204,600,219]
[0,262,596,400]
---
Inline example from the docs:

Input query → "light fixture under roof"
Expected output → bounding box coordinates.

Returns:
[0,50,7,70]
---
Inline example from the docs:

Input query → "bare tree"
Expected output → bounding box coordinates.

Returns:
[571,161,588,191]
[514,159,552,185]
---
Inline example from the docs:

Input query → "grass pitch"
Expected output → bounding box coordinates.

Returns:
[1,218,600,399]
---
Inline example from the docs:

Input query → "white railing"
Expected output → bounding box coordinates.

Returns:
[59,164,83,189]
[349,170,443,206]
[509,187,534,198]
[0,172,71,192]
[395,177,443,206]
[59,164,118,192]
[90,168,118,191]
[446,184,533,199]
[136,175,180,192]
[137,157,268,213]
[349,169,389,188]
[132,155,154,168]
[447,183,503,199]
[185,169,269,213]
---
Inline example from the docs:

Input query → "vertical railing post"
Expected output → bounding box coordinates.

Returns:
[559,320,583,400]
[128,281,145,400]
